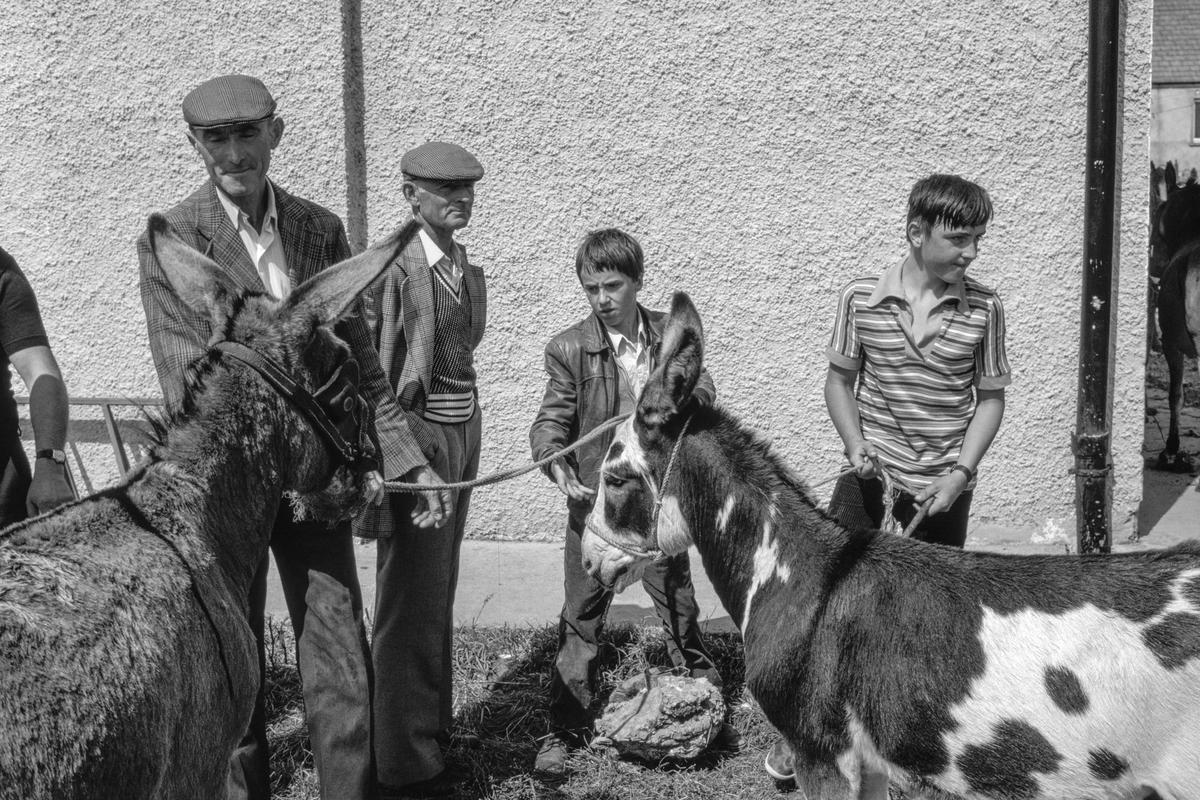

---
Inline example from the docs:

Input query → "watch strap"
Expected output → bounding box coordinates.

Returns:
[36,448,67,464]
[951,463,975,482]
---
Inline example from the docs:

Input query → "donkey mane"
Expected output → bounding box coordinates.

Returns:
[687,404,825,509]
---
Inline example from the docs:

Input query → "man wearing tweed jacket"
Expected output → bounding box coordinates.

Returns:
[354,141,486,799]
[137,75,449,800]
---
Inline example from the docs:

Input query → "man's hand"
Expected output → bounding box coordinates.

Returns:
[364,470,386,506]
[913,469,970,517]
[27,458,75,516]
[405,463,451,529]
[846,440,880,479]
[550,460,595,502]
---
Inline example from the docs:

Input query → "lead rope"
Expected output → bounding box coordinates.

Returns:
[810,462,930,538]
[381,413,630,493]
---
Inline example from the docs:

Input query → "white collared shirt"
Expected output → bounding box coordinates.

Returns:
[216,183,290,299]
[417,227,462,293]
[604,317,650,397]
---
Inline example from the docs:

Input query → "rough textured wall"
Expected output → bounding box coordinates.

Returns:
[0,0,350,487]
[1151,86,1200,174]
[362,0,1149,542]
[0,2,1150,543]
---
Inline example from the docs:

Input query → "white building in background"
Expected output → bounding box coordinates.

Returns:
[1151,0,1200,176]
[0,1,1151,541]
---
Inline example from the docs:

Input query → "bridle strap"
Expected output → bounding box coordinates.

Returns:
[212,341,365,467]
[649,414,692,537]
[585,514,662,559]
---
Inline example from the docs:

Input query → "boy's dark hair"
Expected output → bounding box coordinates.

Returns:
[906,174,993,232]
[575,228,644,282]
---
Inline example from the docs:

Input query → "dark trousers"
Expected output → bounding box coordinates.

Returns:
[228,502,373,800]
[828,473,973,548]
[549,503,720,734]
[0,444,31,528]
[373,411,481,787]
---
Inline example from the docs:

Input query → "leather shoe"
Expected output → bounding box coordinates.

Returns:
[378,770,462,799]
[763,737,796,783]
[533,732,573,778]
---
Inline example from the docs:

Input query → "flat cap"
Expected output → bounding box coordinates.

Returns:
[182,75,277,129]
[401,142,484,182]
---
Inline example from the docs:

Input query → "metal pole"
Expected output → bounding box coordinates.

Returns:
[341,0,369,253]
[1075,0,1120,554]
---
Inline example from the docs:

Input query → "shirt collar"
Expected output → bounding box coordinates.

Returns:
[215,182,278,235]
[417,227,454,267]
[866,256,968,312]
[603,313,648,355]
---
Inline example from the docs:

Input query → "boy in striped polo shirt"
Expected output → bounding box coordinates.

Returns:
[765,174,1010,785]
[825,172,1010,548]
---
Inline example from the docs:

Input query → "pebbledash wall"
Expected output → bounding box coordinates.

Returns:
[0,0,1150,544]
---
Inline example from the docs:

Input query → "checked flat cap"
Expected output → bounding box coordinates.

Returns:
[182,75,277,129]
[401,142,484,181]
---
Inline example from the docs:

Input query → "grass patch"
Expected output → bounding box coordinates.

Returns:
[263,619,799,800]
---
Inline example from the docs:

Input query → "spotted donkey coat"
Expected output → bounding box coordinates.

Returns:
[581,292,1200,800]
[0,219,417,799]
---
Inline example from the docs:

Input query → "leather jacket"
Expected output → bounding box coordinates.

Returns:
[529,305,716,501]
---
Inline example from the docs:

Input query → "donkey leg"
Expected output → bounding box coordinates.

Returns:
[1164,345,1183,458]
[857,768,891,800]
[795,760,852,800]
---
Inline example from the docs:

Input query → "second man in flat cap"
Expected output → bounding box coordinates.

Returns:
[355,141,487,799]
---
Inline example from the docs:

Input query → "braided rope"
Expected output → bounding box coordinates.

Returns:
[381,413,631,493]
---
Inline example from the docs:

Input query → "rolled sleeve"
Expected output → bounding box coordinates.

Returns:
[973,293,1011,390]
[826,280,863,369]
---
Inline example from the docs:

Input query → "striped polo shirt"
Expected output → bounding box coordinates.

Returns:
[826,257,1011,491]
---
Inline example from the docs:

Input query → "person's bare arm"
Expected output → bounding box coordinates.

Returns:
[9,344,74,514]
[824,363,877,477]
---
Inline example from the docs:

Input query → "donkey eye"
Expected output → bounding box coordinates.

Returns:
[603,472,631,489]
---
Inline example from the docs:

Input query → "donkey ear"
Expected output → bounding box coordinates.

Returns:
[285,220,420,324]
[639,292,704,429]
[147,214,242,314]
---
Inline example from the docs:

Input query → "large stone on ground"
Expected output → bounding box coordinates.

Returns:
[593,670,725,761]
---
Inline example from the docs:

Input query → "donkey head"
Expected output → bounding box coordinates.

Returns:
[581,292,705,590]
[1160,181,1200,257]
[146,215,416,521]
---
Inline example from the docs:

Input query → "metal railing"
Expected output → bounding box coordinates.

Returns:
[15,395,161,494]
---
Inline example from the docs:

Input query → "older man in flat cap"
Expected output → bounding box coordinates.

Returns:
[137,75,449,800]
[355,141,486,799]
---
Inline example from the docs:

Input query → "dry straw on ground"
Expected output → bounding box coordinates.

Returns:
[262,619,891,800]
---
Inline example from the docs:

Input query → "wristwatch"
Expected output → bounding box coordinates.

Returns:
[36,448,68,465]
[951,463,976,482]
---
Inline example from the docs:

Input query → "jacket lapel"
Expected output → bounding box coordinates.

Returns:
[195,182,261,291]
[400,237,435,400]
[459,244,487,349]
[274,183,325,285]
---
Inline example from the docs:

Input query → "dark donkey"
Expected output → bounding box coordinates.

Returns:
[0,216,418,799]
[1151,161,1200,471]
[581,293,1200,800]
